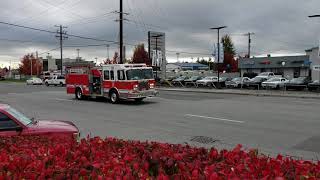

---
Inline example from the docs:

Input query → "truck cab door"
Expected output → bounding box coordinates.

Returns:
[0,112,23,137]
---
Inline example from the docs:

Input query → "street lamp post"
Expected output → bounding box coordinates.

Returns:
[151,34,163,81]
[210,26,227,86]
[281,61,286,77]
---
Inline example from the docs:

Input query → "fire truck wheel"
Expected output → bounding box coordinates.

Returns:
[75,88,83,100]
[109,90,119,104]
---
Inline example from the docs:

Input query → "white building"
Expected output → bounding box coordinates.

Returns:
[40,55,85,72]
[305,47,320,80]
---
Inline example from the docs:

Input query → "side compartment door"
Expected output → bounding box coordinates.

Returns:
[103,70,112,95]
[115,70,128,93]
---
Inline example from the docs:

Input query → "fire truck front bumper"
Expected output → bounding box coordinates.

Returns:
[121,90,159,99]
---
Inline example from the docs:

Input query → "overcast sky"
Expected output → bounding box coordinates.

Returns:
[0,0,320,67]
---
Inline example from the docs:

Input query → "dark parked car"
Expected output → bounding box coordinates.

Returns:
[308,80,320,91]
[285,77,310,91]
[172,76,188,86]
[244,77,267,89]
[184,76,203,87]
[218,77,232,87]
[0,76,5,81]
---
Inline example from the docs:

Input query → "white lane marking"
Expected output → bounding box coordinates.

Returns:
[53,98,74,102]
[185,114,245,123]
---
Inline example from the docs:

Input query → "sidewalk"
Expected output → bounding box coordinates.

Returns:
[157,87,320,99]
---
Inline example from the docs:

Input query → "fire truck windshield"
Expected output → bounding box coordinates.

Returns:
[126,69,153,80]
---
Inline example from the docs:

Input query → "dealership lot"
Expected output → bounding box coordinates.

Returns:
[0,83,320,160]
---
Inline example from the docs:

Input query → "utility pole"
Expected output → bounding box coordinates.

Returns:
[210,26,227,86]
[107,44,110,59]
[245,32,255,58]
[55,25,68,75]
[119,0,123,64]
[76,48,80,60]
[113,1,128,64]
[176,52,180,62]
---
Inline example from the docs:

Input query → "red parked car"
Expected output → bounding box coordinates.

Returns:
[0,104,79,140]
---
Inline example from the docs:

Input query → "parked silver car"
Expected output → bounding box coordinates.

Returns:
[261,77,289,89]
[225,77,250,88]
[196,76,218,87]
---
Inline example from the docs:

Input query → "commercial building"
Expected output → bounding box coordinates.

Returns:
[305,47,320,80]
[40,55,85,72]
[238,55,311,79]
[166,63,209,72]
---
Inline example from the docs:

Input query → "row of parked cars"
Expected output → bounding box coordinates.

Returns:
[26,75,66,86]
[167,72,320,91]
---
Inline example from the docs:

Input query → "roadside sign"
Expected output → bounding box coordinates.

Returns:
[313,65,320,71]
[14,75,20,80]
[213,43,224,63]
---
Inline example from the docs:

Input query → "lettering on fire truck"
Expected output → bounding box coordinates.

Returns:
[65,63,158,103]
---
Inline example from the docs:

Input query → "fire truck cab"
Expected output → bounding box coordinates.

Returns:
[66,63,158,103]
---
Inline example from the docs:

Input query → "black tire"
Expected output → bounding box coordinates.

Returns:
[45,82,49,86]
[75,88,83,100]
[109,90,119,104]
[134,98,144,103]
[60,82,63,86]
[276,85,280,90]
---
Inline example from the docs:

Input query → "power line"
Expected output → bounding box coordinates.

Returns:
[14,0,74,25]
[0,21,56,34]
[38,47,60,55]
[0,21,119,44]
[166,50,211,56]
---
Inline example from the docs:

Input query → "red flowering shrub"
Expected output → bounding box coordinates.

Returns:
[0,136,319,179]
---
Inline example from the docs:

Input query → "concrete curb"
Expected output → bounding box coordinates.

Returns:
[157,88,320,99]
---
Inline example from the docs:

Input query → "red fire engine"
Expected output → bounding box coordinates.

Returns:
[65,62,158,103]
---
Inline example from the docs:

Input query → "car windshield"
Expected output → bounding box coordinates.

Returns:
[126,69,153,80]
[232,77,241,81]
[251,77,264,82]
[189,76,199,80]
[259,72,269,76]
[203,77,215,80]
[267,78,280,82]
[290,77,305,83]
[6,107,32,126]
[175,76,186,80]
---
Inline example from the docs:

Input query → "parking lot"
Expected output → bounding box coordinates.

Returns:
[0,83,320,160]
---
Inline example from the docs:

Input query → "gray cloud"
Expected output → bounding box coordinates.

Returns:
[0,0,320,66]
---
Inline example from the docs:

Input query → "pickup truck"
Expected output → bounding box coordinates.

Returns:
[45,75,65,86]
[257,72,275,79]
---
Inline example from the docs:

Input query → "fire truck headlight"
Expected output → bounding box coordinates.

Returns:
[149,83,155,89]
[133,84,139,91]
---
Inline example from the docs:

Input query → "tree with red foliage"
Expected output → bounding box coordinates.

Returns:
[112,52,119,64]
[19,54,43,75]
[103,58,112,65]
[103,52,119,64]
[132,44,150,65]
[221,35,238,72]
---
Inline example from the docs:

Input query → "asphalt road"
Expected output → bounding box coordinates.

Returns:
[0,83,320,160]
